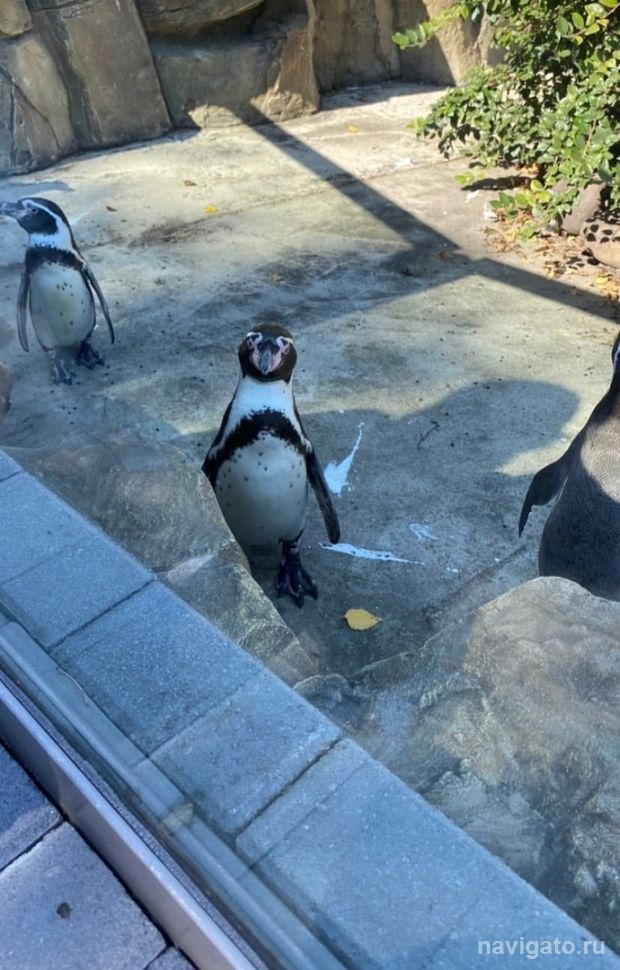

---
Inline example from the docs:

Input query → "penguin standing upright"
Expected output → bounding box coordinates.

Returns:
[519,332,620,599]
[203,324,340,606]
[0,197,114,384]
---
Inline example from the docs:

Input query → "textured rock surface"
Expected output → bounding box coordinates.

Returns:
[27,0,170,150]
[136,0,264,36]
[7,434,315,685]
[395,0,501,85]
[0,33,75,175]
[355,577,620,950]
[153,15,318,128]
[8,434,240,572]
[313,0,399,90]
[0,0,31,38]
[560,183,603,236]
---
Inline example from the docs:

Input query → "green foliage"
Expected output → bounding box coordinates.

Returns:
[394,1,620,227]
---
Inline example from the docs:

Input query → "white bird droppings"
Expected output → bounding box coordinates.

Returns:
[409,522,438,542]
[324,422,364,496]
[321,542,422,565]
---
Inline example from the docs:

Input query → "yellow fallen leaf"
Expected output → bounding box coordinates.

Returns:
[204,204,218,216]
[344,608,381,631]
[347,125,359,133]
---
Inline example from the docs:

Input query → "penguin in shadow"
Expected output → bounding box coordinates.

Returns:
[520,332,620,599]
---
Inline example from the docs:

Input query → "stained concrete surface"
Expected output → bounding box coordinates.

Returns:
[0,82,616,696]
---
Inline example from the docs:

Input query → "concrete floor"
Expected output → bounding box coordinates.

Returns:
[0,82,616,686]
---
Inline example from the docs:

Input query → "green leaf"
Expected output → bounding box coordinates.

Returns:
[557,14,572,34]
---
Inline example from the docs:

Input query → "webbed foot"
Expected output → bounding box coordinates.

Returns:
[276,536,318,608]
[77,340,104,369]
[47,350,75,385]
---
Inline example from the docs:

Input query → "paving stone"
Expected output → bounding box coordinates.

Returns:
[0,745,60,871]
[0,473,96,585]
[238,739,366,864]
[0,622,147,773]
[151,671,340,839]
[0,450,19,483]
[0,540,151,648]
[147,948,195,969]
[426,870,619,969]
[54,583,260,753]
[0,823,164,970]
[239,748,530,970]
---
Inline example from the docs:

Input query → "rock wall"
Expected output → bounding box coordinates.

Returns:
[151,3,319,129]
[313,0,399,90]
[0,0,170,175]
[355,577,620,951]
[0,0,494,188]
[395,0,502,84]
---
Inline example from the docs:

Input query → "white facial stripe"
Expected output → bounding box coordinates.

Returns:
[245,331,293,347]
[22,200,76,251]
[24,200,58,218]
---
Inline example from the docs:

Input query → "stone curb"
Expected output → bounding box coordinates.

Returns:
[0,451,617,969]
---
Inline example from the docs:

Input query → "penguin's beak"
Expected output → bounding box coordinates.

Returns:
[0,201,24,220]
[258,342,277,375]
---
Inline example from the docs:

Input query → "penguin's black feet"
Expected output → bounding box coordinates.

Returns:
[47,351,75,385]
[276,538,318,608]
[77,340,104,369]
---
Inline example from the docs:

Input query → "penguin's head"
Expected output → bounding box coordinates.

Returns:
[239,324,297,382]
[0,197,77,250]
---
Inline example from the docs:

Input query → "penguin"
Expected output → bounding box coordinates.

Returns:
[202,324,340,606]
[0,197,114,384]
[519,332,620,599]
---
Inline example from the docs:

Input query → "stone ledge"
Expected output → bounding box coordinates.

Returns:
[0,622,345,969]
[7,437,315,686]
[1,450,617,967]
[239,740,619,969]
[0,543,151,649]
[150,671,340,838]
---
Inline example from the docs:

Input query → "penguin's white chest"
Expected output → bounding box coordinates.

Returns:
[29,262,94,349]
[216,433,308,546]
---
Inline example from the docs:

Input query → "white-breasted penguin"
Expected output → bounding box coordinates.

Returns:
[519,332,620,599]
[202,324,340,606]
[0,197,114,384]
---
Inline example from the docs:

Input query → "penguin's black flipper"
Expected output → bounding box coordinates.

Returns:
[17,270,30,352]
[201,451,218,488]
[518,451,572,535]
[307,448,340,544]
[202,400,233,488]
[84,263,115,344]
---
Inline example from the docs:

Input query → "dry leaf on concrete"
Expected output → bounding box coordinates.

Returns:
[344,608,381,631]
